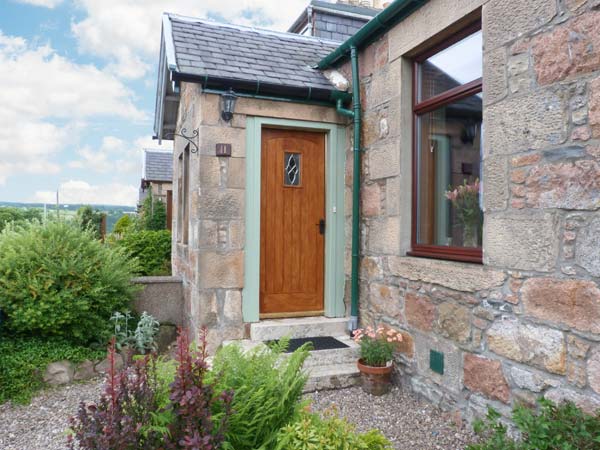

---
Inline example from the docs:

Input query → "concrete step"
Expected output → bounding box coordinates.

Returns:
[250,317,350,341]
[303,363,360,393]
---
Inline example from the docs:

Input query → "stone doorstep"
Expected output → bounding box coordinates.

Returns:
[249,317,350,341]
[220,334,361,392]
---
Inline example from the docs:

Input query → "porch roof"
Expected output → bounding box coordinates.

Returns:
[142,149,173,183]
[154,13,343,142]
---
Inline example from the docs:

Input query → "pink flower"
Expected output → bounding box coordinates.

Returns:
[387,337,393,342]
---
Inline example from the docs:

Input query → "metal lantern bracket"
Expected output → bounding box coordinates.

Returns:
[164,128,199,153]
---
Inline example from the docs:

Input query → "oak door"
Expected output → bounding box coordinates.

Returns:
[260,128,326,317]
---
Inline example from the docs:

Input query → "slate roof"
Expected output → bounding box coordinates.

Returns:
[143,149,173,182]
[166,14,340,93]
[310,0,380,17]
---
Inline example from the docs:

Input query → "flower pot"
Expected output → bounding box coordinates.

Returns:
[357,359,393,396]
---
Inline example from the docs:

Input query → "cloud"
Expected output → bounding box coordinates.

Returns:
[13,0,64,8]
[0,31,146,184]
[33,180,139,206]
[68,135,172,175]
[71,0,310,79]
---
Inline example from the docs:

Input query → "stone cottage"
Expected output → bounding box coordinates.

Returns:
[154,0,600,421]
[139,149,173,229]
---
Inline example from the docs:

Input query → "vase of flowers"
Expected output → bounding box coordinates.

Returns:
[444,178,482,248]
[353,326,403,396]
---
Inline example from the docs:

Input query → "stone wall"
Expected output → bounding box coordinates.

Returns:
[342,0,600,421]
[171,84,345,352]
[132,276,183,326]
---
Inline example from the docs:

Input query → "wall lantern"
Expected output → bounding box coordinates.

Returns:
[221,88,238,122]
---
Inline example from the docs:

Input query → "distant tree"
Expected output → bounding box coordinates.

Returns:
[113,214,134,236]
[0,207,42,232]
[139,193,167,231]
[76,205,105,238]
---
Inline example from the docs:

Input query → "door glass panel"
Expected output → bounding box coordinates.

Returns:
[284,152,301,186]
[416,94,483,248]
[418,31,482,102]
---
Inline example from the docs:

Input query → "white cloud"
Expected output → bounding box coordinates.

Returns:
[34,180,139,206]
[68,135,172,175]
[71,0,310,79]
[0,31,146,184]
[14,0,64,8]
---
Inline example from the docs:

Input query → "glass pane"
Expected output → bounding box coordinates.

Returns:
[416,94,483,248]
[418,30,482,102]
[284,152,301,186]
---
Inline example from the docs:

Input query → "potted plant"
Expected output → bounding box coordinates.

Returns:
[353,326,403,396]
[444,178,482,248]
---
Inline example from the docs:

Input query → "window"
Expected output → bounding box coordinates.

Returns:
[410,22,483,263]
[177,145,190,245]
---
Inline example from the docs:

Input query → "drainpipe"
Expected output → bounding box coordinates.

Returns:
[334,45,362,333]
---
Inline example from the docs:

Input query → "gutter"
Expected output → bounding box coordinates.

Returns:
[317,0,428,69]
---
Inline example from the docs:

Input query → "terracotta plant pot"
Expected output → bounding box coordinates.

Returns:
[357,359,393,396]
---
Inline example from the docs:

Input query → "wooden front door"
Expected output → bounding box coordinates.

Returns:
[260,128,326,317]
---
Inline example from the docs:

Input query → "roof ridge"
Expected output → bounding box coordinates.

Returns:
[165,12,341,46]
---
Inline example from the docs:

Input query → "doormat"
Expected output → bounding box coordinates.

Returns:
[269,336,349,353]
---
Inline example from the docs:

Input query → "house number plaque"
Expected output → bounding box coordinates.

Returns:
[216,143,232,157]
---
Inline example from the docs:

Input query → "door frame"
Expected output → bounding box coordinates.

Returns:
[243,117,346,322]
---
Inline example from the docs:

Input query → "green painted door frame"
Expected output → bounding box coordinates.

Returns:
[243,117,347,323]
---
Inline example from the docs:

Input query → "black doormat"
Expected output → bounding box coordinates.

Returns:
[269,336,349,353]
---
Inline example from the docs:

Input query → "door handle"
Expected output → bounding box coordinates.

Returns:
[318,219,325,235]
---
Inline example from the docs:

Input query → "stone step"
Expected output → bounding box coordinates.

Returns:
[303,363,361,393]
[301,335,360,368]
[250,317,350,341]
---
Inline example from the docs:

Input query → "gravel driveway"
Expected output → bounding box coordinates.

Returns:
[0,380,103,450]
[0,381,476,450]
[307,386,477,450]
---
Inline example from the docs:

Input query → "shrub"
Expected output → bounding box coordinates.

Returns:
[210,339,311,450]
[0,336,105,404]
[139,193,167,231]
[69,330,233,450]
[118,230,171,276]
[113,214,134,235]
[0,207,42,232]
[275,409,392,450]
[469,399,600,450]
[0,221,138,344]
[76,205,105,239]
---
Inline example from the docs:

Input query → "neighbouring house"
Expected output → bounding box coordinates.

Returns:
[288,0,381,40]
[154,0,600,422]
[139,149,173,230]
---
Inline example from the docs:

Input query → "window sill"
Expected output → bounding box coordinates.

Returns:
[407,247,482,264]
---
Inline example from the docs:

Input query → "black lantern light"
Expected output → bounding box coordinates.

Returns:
[221,88,238,122]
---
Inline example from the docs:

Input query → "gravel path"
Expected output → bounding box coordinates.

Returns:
[0,380,476,450]
[0,379,103,450]
[307,386,477,450]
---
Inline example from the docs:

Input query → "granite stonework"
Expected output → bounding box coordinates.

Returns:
[339,0,600,425]
[168,0,600,425]
[171,84,347,352]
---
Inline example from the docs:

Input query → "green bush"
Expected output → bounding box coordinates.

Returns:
[76,205,105,238]
[117,230,171,276]
[112,214,134,235]
[139,194,167,231]
[275,409,392,450]
[0,221,138,344]
[469,399,600,450]
[0,207,42,232]
[0,336,105,404]
[210,339,311,450]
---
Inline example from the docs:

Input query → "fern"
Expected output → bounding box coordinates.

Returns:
[210,338,310,450]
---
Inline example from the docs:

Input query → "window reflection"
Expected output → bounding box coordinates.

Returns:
[416,94,483,248]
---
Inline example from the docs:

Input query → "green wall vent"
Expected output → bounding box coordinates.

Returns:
[430,350,444,375]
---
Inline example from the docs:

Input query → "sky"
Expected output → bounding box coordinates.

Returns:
[0,0,310,206]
